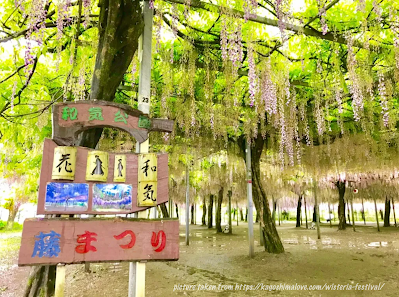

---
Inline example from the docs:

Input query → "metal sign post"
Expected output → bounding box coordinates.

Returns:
[131,1,154,296]
[246,141,254,258]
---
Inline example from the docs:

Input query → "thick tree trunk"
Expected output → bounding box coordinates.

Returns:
[6,202,19,230]
[202,196,207,226]
[160,202,169,218]
[240,135,284,254]
[240,208,244,221]
[384,197,391,227]
[78,0,144,146]
[191,204,195,224]
[208,194,214,228]
[296,195,302,227]
[336,180,346,230]
[216,187,223,233]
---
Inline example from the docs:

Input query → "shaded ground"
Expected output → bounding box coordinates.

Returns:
[1,223,399,296]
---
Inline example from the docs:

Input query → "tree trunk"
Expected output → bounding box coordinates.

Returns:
[374,198,380,232]
[6,201,19,230]
[240,135,284,254]
[271,197,276,221]
[160,202,169,218]
[240,208,244,221]
[202,196,207,226]
[175,203,179,219]
[255,211,260,223]
[347,202,351,224]
[336,180,346,230]
[384,197,391,227]
[296,195,302,227]
[362,197,366,225]
[392,197,397,227]
[245,207,248,222]
[304,196,308,229]
[208,194,214,228]
[312,206,317,222]
[191,204,194,225]
[78,0,144,147]
[328,202,332,228]
[228,190,232,234]
[216,187,223,233]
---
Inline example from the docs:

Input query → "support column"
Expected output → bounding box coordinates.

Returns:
[246,141,254,258]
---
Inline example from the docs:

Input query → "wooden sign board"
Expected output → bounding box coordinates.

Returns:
[18,218,179,266]
[52,101,173,146]
[37,139,169,215]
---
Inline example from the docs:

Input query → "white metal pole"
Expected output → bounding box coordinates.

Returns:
[185,163,190,245]
[129,1,153,297]
[246,141,254,258]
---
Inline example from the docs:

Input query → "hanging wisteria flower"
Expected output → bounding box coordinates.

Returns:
[248,44,258,107]
[220,18,228,61]
[184,0,191,20]
[356,0,366,13]
[346,35,363,121]
[170,4,179,64]
[373,1,382,23]
[261,58,277,115]
[243,0,258,22]
[378,71,389,127]
[275,0,288,43]
[83,0,91,28]
[317,0,328,35]
[149,0,155,9]
[155,9,162,53]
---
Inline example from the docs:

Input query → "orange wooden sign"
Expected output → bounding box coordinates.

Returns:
[18,218,179,266]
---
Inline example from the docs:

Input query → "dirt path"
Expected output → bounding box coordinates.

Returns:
[2,223,399,296]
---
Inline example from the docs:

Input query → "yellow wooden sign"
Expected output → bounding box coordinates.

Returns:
[113,155,127,182]
[86,151,109,182]
[137,181,157,207]
[51,146,77,180]
[138,153,157,182]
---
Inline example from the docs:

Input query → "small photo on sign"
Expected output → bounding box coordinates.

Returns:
[45,183,89,211]
[86,151,109,182]
[113,155,127,182]
[92,184,132,212]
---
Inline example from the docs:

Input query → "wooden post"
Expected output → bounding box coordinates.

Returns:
[328,202,332,228]
[185,163,190,246]
[351,194,356,232]
[304,196,308,229]
[374,198,380,232]
[392,197,397,227]
[313,181,321,239]
[54,264,66,297]
[245,141,255,258]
